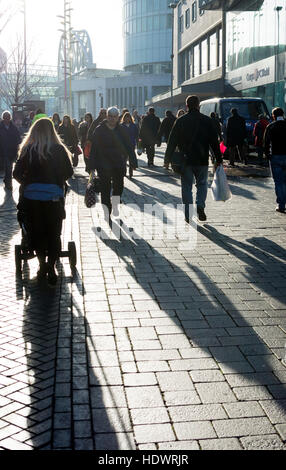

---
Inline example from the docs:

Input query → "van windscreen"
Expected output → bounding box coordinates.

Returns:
[221,101,268,121]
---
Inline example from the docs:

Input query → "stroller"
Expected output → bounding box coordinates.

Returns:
[14,192,77,276]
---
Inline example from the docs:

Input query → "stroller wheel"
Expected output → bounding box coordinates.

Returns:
[15,245,22,275]
[68,242,77,268]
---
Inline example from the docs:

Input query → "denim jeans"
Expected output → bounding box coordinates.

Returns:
[270,155,286,210]
[181,165,209,219]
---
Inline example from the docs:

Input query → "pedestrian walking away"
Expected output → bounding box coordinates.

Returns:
[78,113,93,173]
[120,111,139,179]
[88,106,138,221]
[0,111,22,190]
[225,107,247,166]
[139,107,161,167]
[264,107,286,214]
[253,114,269,165]
[87,108,107,142]
[165,95,222,222]
[52,113,61,133]
[158,110,176,169]
[13,118,73,286]
[58,115,79,167]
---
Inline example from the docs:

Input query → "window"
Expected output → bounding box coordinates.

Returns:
[179,15,184,33]
[199,8,205,16]
[201,38,208,74]
[209,32,217,70]
[185,9,190,29]
[192,2,197,23]
[194,43,200,76]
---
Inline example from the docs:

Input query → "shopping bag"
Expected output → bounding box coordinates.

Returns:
[84,141,92,158]
[211,165,232,202]
[84,174,101,208]
[220,141,227,155]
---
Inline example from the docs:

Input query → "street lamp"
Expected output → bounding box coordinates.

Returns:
[169,2,178,112]
[274,6,283,106]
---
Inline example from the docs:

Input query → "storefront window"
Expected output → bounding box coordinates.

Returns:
[194,43,200,77]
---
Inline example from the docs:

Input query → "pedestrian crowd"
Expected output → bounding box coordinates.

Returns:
[0,95,285,285]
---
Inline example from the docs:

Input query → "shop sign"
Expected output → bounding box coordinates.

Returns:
[227,56,275,91]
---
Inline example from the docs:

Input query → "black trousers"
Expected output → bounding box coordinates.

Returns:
[98,168,125,214]
[21,198,65,265]
[146,145,155,165]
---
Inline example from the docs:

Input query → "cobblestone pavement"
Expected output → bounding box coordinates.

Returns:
[0,148,286,451]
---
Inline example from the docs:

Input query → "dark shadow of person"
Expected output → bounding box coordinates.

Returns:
[20,262,134,450]
[93,219,286,439]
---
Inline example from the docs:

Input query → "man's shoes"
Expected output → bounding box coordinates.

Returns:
[197,207,207,221]
[47,266,58,287]
[37,263,47,281]
[275,206,285,213]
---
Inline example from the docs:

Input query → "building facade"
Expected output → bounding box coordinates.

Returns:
[150,0,226,110]
[225,0,286,112]
[123,0,173,74]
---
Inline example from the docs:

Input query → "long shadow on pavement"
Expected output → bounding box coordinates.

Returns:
[94,219,286,446]
[20,261,132,450]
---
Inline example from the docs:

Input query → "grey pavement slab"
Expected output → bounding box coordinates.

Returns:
[0,159,286,449]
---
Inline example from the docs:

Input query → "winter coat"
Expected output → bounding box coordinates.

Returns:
[89,120,138,172]
[165,109,222,166]
[264,119,286,158]
[158,115,176,143]
[225,114,247,147]
[0,121,21,161]
[253,118,269,148]
[13,144,73,189]
[120,122,139,148]
[78,121,92,148]
[139,113,161,146]
[58,124,78,152]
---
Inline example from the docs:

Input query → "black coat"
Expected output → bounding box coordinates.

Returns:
[58,124,78,151]
[0,121,21,161]
[158,115,176,143]
[89,120,138,172]
[13,144,73,188]
[225,115,247,146]
[139,113,161,146]
[165,110,222,166]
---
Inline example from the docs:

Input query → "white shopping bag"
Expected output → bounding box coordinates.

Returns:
[211,165,232,202]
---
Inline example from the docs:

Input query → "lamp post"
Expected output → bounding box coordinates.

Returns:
[22,0,27,100]
[58,0,73,115]
[274,6,283,107]
[169,2,178,112]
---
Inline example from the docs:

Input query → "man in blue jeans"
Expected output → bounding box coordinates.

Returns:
[165,95,222,222]
[264,107,286,214]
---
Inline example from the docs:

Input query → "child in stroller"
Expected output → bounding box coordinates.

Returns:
[13,118,74,286]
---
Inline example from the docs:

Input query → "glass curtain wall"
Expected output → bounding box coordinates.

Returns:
[226,0,286,109]
[123,0,172,73]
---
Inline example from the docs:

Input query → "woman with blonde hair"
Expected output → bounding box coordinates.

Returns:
[13,118,73,286]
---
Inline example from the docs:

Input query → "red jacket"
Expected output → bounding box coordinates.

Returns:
[253,118,269,147]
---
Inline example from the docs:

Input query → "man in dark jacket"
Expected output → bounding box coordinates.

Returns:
[225,108,247,166]
[253,114,269,165]
[89,107,138,220]
[158,110,176,169]
[0,111,21,190]
[264,107,286,213]
[139,107,161,167]
[165,95,222,222]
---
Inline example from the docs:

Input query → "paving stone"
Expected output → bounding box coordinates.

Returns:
[240,434,285,450]
[156,371,194,391]
[126,386,164,408]
[169,404,227,422]
[233,385,273,401]
[200,438,242,450]
[259,400,286,424]
[174,421,216,440]
[223,401,265,418]
[195,382,237,403]
[134,423,176,444]
[95,432,136,450]
[92,408,132,433]
[190,370,225,383]
[213,417,275,438]
[131,407,169,425]
[157,440,200,450]
[164,391,201,406]
[275,423,286,440]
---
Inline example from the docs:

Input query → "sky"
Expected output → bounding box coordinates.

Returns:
[1,0,124,70]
